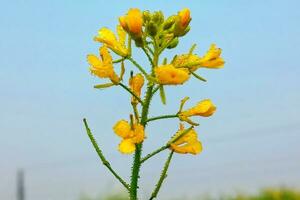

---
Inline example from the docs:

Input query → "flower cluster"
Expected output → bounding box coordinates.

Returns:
[84,7,224,200]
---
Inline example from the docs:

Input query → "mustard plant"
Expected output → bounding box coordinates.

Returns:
[83,8,224,200]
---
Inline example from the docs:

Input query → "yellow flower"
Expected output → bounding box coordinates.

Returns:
[94,25,129,57]
[129,73,144,104]
[172,54,202,72]
[87,46,120,83]
[155,64,190,85]
[198,44,224,69]
[169,124,202,155]
[179,99,216,125]
[174,8,191,36]
[119,8,143,38]
[113,120,145,154]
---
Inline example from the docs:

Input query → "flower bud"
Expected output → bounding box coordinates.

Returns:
[173,8,191,37]
[167,37,179,49]
[143,10,151,23]
[146,21,158,37]
[119,8,143,39]
[152,11,164,25]
[163,15,177,30]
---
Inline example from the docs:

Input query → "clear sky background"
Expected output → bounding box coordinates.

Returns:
[1,0,300,199]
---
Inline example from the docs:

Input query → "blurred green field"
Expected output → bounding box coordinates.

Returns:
[79,188,300,200]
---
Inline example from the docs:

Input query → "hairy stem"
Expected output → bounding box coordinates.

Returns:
[128,57,149,78]
[149,151,174,200]
[145,114,178,123]
[119,83,144,106]
[141,144,169,163]
[83,119,130,191]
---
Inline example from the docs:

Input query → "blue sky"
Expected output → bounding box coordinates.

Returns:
[1,0,300,199]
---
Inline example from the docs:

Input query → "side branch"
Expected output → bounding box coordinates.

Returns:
[145,114,178,123]
[149,151,174,200]
[127,57,149,78]
[141,126,193,163]
[141,144,169,163]
[119,82,144,106]
[142,47,154,67]
[83,118,130,191]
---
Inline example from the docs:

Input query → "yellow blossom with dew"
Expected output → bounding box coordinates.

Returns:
[155,64,190,85]
[119,8,143,39]
[179,99,216,125]
[113,120,145,154]
[87,46,120,83]
[169,124,202,155]
[94,25,129,57]
[198,44,225,69]
[129,73,144,104]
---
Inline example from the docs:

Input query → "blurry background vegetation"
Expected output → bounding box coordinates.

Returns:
[79,188,300,200]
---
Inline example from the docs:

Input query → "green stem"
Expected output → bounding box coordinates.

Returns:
[83,118,130,191]
[149,151,174,200]
[129,38,160,200]
[128,57,149,78]
[142,47,154,67]
[190,70,207,82]
[119,83,144,106]
[140,144,169,163]
[145,114,178,123]
[131,103,140,123]
[113,58,125,63]
[130,84,153,200]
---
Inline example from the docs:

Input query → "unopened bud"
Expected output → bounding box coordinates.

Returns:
[163,15,176,30]
[146,22,157,37]
[152,11,164,25]
[143,10,151,23]
[167,37,179,49]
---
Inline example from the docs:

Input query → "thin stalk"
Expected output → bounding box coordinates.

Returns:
[131,103,140,123]
[140,144,169,163]
[119,83,144,106]
[83,119,130,191]
[190,70,207,82]
[149,151,174,200]
[128,57,149,78]
[113,58,125,63]
[145,114,178,123]
[142,47,154,67]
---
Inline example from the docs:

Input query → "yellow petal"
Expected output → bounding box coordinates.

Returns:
[113,120,131,138]
[94,27,128,57]
[155,64,190,85]
[118,139,136,154]
[131,123,145,144]
[180,99,216,118]
[100,46,113,65]
[117,25,127,46]
[87,54,102,67]
[189,99,216,117]
[199,44,224,69]
[129,73,144,103]
[170,140,202,155]
[170,127,202,155]
[95,27,118,47]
